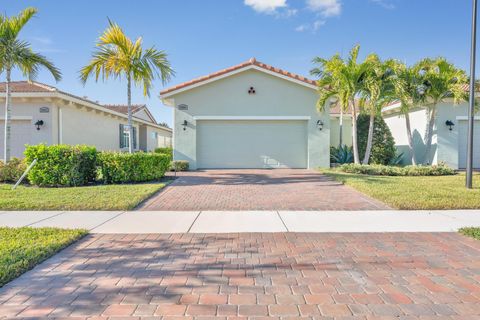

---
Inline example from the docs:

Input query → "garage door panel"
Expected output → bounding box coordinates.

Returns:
[197,120,307,169]
[458,120,480,169]
[0,120,32,159]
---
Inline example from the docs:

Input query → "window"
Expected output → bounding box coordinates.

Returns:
[151,132,158,139]
[119,124,137,149]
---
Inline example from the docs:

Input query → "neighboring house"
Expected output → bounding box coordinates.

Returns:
[161,58,342,169]
[0,81,172,159]
[383,100,480,169]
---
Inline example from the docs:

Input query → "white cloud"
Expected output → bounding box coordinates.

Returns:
[295,20,325,33]
[244,0,287,14]
[306,0,341,17]
[370,0,395,9]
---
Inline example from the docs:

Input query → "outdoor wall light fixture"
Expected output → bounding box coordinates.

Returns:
[316,120,324,131]
[445,120,455,131]
[182,120,188,131]
[34,120,44,130]
[248,86,256,94]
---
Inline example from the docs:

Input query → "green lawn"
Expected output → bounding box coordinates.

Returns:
[323,170,480,210]
[0,227,87,287]
[0,182,167,210]
[460,227,480,240]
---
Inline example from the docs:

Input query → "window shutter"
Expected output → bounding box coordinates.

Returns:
[119,124,124,148]
[133,127,137,149]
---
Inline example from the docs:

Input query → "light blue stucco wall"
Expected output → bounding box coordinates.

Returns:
[167,69,330,169]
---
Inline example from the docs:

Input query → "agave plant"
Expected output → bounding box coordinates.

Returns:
[330,145,354,164]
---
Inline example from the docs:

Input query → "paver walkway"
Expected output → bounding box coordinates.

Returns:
[1,233,480,319]
[138,169,388,211]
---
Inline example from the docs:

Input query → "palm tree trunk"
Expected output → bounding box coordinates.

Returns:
[350,100,360,164]
[127,74,133,154]
[423,104,436,165]
[404,112,417,165]
[339,107,343,147]
[362,111,375,164]
[3,68,12,163]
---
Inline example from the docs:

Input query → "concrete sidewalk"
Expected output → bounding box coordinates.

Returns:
[0,210,479,233]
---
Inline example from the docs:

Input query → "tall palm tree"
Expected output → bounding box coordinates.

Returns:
[311,45,369,164]
[80,20,174,153]
[359,56,399,164]
[415,58,468,164]
[389,62,429,165]
[0,7,62,162]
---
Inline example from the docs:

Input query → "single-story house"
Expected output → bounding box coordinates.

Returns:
[160,58,345,170]
[0,81,172,159]
[383,100,480,169]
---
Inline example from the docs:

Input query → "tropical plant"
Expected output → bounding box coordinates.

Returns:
[330,145,353,164]
[311,45,370,164]
[80,20,174,153]
[415,58,468,164]
[357,56,399,164]
[389,152,404,166]
[389,61,428,165]
[0,7,62,162]
[357,114,396,165]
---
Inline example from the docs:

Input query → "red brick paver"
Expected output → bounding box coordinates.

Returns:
[138,169,388,210]
[1,233,480,319]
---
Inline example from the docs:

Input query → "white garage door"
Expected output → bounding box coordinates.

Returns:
[197,120,308,169]
[458,120,480,169]
[0,120,33,159]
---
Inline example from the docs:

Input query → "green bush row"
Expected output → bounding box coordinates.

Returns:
[337,163,456,176]
[0,158,27,183]
[98,152,170,184]
[171,160,189,171]
[154,147,173,159]
[25,145,97,187]
[22,144,170,187]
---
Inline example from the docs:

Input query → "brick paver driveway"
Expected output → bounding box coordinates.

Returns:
[1,233,480,319]
[138,169,388,210]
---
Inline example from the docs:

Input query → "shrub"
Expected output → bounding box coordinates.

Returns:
[154,147,173,160]
[337,163,456,176]
[171,160,189,171]
[330,145,353,164]
[24,144,97,187]
[357,114,396,165]
[98,152,170,184]
[0,158,27,183]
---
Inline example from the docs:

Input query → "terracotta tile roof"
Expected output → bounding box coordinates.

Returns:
[0,81,56,93]
[160,58,317,95]
[102,104,146,115]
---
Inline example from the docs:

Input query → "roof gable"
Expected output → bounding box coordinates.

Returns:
[160,58,317,99]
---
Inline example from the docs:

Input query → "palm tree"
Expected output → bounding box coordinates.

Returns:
[389,62,428,165]
[359,56,399,164]
[415,58,468,164]
[0,7,62,162]
[311,45,369,164]
[80,20,174,153]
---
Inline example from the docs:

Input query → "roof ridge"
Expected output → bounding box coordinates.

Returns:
[29,81,58,92]
[160,58,317,96]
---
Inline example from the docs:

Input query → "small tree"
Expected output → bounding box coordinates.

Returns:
[415,58,468,164]
[357,113,396,165]
[0,7,62,162]
[80,20,174,153]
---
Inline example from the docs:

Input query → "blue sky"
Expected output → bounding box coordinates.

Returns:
[2,0,475,126]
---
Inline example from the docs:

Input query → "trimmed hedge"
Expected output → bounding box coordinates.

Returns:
[0,158,27,183]
[337,163,456,176]
[98,152,170,184]
[171,160,189,171]
[154,147,173,159]
[24,145,97,187]
[357,114,396,165]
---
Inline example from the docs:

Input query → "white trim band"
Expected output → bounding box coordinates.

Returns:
[456,116,480,120]
[0,116,32,120]
[193,116,311,121]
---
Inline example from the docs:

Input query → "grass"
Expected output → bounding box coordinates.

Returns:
[0,227,87,287]
[459,227,480,240]
[323,170,480,210]
[0,182,167,210]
